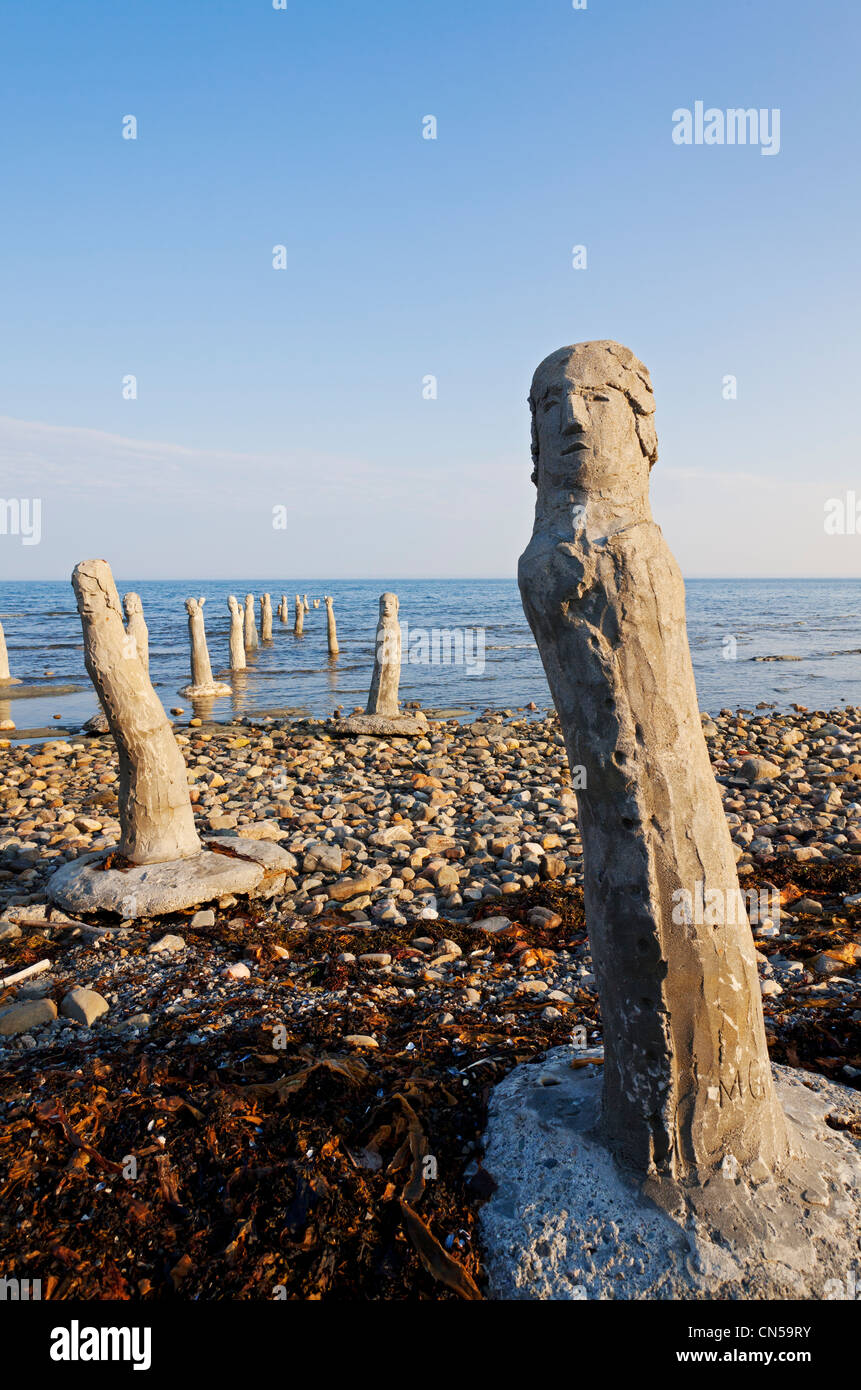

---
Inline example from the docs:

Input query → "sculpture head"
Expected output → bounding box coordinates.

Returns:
[529,341,657,522]
[72,560,123,623]
[123,592,143,619]
[185,597,205,618]
[379,592,399,619]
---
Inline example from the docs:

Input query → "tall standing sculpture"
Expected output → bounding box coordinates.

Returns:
[329,592,426,737]
[0,620,21,685]
[228,595,246,671]
[49,561,292,915]
[366,592,401,717]
[478,341,861,1299]
[519,340,787,1176]
[244,594,259,650]
[325,594,339,656]
[180,597,231,698]
[260,593,273,641]
[278,594,289,624]
[293,594,304,636]
[123,592,149,675]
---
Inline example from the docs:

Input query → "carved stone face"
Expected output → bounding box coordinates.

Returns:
[379,593,399,619]
[529,342,657,512]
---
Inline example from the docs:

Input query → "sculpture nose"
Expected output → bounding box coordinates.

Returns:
[563,393,590,434]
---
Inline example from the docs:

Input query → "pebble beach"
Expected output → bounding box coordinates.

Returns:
[2,701,861,1056]
[1,701,860,1298]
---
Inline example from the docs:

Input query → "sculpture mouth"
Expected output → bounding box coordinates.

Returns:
[561,439,589,454]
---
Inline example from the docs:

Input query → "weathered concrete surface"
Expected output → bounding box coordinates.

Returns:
[325,595,339,656]
[205,835,294,874]
[0,620,22,684]
[123,593,149,675]
[244,594,259,650]
[366,592,401,717]
[518,342,787,1179]
[48,847,264,917]
[180,597,231,698]
[48,836,294,917]
[63,560,202,865]
[261,593,273,642]
[329,713,428,738]
[228,595,246,671]
[480,1048,861,1300]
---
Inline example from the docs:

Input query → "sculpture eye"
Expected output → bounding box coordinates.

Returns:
[542,397,559,413]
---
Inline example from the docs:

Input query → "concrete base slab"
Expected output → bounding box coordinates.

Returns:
[328,714,429,738]
[480,1047,861,1300]
[204,835,294,871]
[47,835,293,917]
[3,682,82,699]
[179,682,232,698]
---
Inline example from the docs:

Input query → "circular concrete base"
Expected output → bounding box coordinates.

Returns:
[479,1048,861,1300]
[47,837,294,918]
[329,714,429,738]
[179,682,232,698]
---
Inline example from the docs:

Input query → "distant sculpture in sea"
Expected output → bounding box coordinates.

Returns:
[244,594,259,650]
[293,594,304,636]
[180,598,231,698]
[0,620,21,685]
[48,560,292,916]
[122,592,149,675]
[303,593,310,612]
[491,338,861,1298]
[260,593,273,642]
[228,595,246,671]
[313,598,320,609]
[325,594,339,656]
[278,594,289,623]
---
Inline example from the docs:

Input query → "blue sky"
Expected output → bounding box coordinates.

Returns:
[1,0,859,579]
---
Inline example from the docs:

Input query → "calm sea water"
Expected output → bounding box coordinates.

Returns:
[1,578,859,739]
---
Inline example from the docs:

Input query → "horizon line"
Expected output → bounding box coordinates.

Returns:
[0,574,859,585]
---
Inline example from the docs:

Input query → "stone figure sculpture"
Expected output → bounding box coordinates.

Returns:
[244,594,259,650]
[122,593,149,676]
[325,594,339,656]
[0,620,21,685]
[261,593,273,642]
[366,592,401,717]
[181,597,231,698]
[228,595,246,671]
[48,560,292,916]
[478,341,861,1299]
